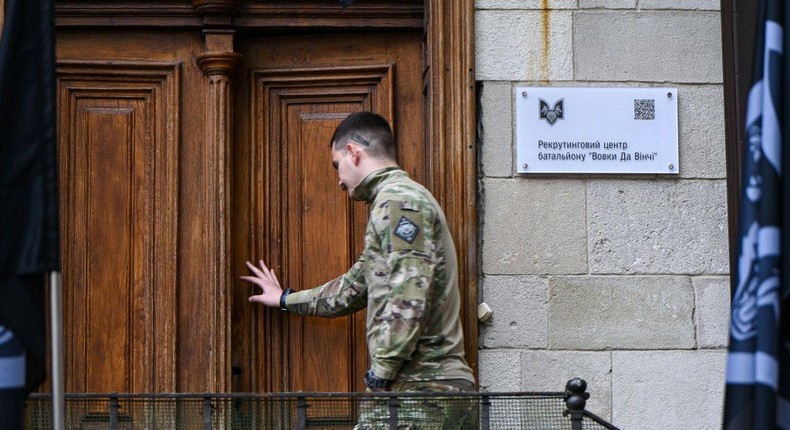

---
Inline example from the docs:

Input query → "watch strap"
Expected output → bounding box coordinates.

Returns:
[279,288,293,311]
[364,370,393,390]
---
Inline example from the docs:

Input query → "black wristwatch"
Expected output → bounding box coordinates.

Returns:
[364,369,393,390]
[279,288,293,311]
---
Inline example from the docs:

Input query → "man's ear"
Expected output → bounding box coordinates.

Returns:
[346,142,362,165]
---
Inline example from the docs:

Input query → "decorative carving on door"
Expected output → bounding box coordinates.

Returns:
[196,28,243,393]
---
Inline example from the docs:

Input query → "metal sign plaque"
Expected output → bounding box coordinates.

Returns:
[515,87,679,174]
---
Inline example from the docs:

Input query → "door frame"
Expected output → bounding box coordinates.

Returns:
[50,0,478,391]
[720,0,757,294]
[423,0,478,380]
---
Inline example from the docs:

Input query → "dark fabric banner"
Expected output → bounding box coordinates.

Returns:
[724,0,790,428]
[0,0,59,425]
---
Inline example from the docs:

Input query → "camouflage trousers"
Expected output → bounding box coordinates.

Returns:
[354,380,477,430]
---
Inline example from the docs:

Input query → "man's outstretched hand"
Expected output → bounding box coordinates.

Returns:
[240,260,284,308]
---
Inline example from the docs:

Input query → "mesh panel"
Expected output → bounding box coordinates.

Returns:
[487,396,568,429]
[25,392,619,429]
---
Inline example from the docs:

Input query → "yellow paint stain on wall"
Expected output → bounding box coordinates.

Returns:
[541,0,550,83]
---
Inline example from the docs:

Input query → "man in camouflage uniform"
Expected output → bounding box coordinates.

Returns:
[241,111,476,429]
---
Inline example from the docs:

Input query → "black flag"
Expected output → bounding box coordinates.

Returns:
[723,0,790,428]
[0,0,59,427]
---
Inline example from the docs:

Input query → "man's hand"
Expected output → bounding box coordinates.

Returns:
[240,260,284,308]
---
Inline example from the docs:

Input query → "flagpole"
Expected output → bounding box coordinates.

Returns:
[49,271,64,430]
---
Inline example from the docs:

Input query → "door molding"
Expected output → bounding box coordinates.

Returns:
[57,60,181,393]
[55,1,422,29]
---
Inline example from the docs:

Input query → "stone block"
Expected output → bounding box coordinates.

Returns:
[579,0,636,8]
[587,179,729,275]
[612,351,726,430]
[476,10,573,81]
[521,350,613,419]
[693,276,730,348]
[574,12,722,83]
[640,0,719,10]
[480,82,514,178]
[481,178,587,275]
[475,0,577,9]
[677,85,726,178]
[480,276,548,348]
[479,349,522,392]
[549,276,696,349]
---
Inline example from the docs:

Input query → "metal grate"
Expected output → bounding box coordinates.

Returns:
[25,383,620,429]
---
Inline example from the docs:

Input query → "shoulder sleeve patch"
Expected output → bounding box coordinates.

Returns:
[394,216,420,244]
[386,204,429,253]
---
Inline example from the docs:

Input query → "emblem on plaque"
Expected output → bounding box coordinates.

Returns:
[539,98,564,125]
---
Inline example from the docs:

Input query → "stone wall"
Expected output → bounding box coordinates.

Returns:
[475,1,729,428]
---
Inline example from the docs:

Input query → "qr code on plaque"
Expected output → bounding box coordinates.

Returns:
[634,99,655,120]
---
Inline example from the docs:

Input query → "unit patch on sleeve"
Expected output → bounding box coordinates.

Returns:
[394,216,420,244]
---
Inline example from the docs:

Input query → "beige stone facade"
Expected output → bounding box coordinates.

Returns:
[475,2,729,429]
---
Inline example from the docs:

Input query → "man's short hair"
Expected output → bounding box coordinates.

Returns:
[330,111,397,161]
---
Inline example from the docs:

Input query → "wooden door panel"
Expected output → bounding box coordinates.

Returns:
[235,32,424,394]
[253,71,391,393]
[82,102,141,394]
[284,106,359,393]
[58,62,179,393]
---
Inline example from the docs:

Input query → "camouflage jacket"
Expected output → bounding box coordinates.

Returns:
[285,167,474,384]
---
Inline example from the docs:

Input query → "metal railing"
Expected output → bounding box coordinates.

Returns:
[25,378,619,430]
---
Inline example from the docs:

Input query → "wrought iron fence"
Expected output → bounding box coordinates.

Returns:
[25,378,619,430]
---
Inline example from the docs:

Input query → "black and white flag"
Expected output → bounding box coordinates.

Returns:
[724,1,790,429]
[0,0,59,427]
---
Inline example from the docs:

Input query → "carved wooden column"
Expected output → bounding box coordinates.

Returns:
[196,23,242,392]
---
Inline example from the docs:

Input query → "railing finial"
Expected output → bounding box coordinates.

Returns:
[564,378,590,430]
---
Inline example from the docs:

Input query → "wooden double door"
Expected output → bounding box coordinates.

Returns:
[232,32,425,393]
[53,1,476,395]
